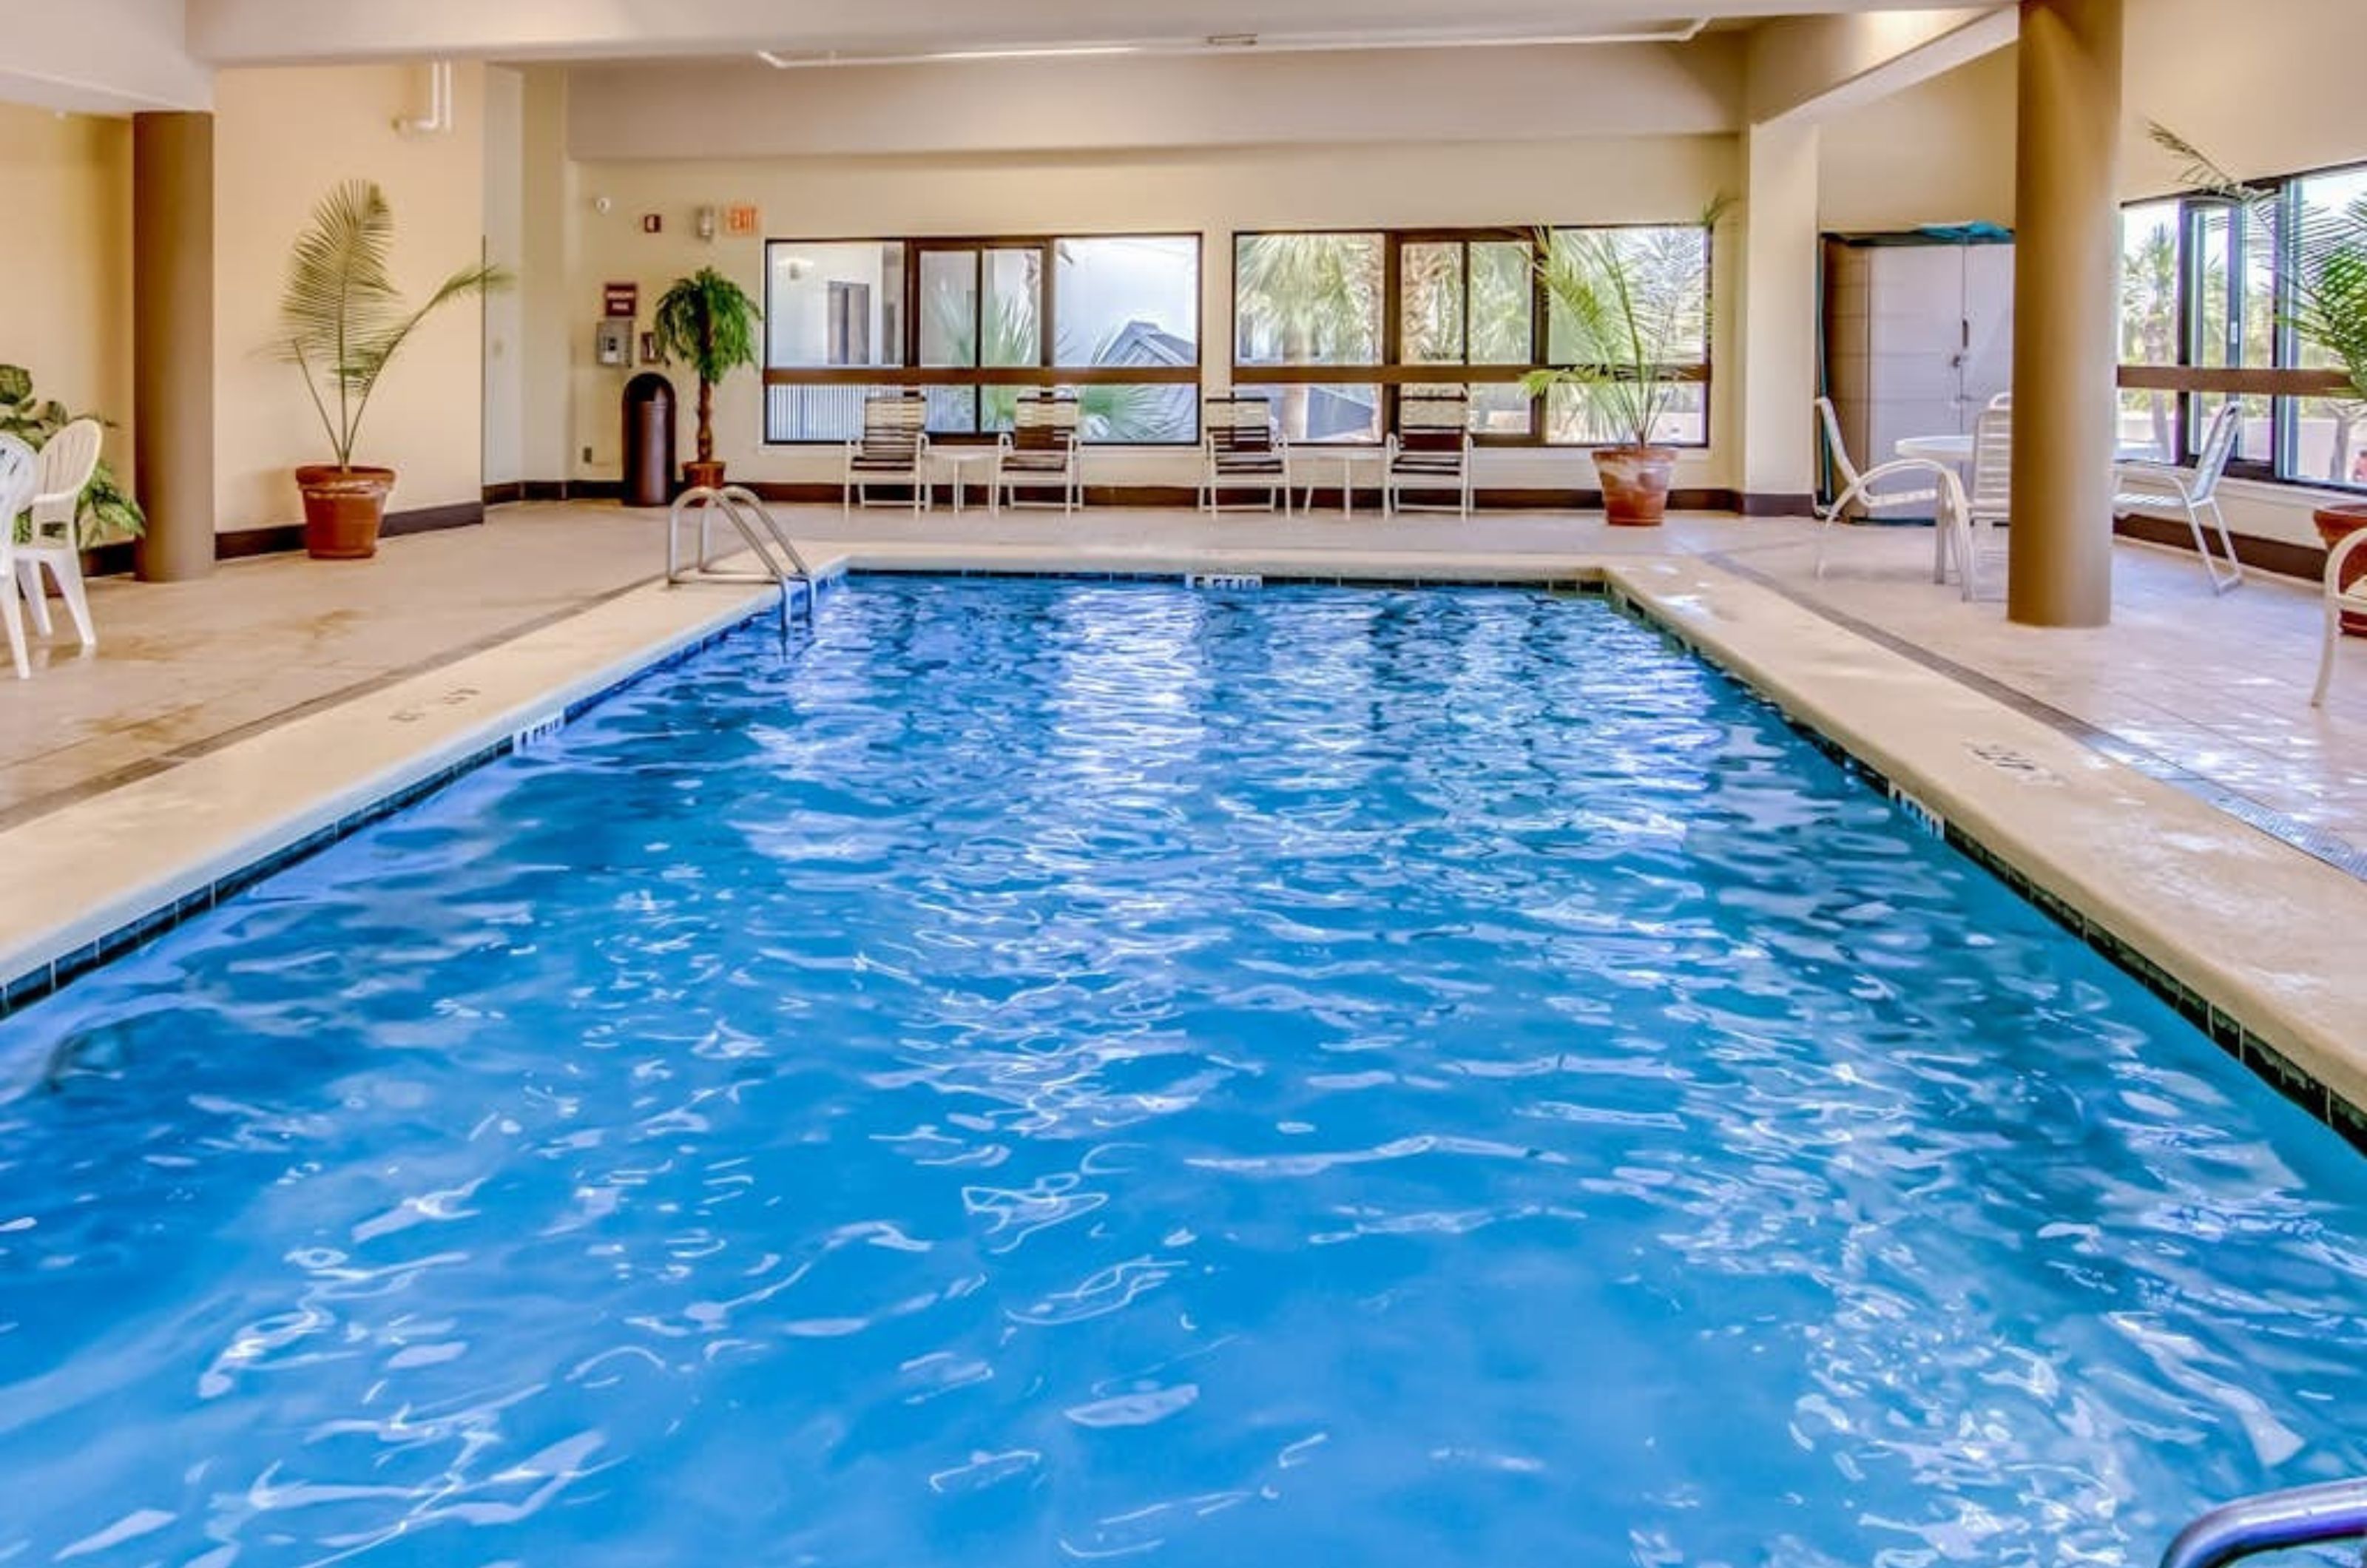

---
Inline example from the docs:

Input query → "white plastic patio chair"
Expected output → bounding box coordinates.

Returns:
[0,434,36,680]
[2311,527,2367,706]
[1953,405,2013,602]
[2113,400,2244,595]
[16,417,101,652]
[1813,396,1947,579]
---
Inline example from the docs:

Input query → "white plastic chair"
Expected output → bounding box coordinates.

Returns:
[16,417,102,650]
[1813,396,1947,579]
[2312,527,2367,706]
[1952,405,2013,602]
[2114,400,2244,595]
[0,435,36,680]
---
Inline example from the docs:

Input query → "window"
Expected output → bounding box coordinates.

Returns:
[764,234,1201,445]
[2117,161,2367,490]
[1231,225,1712,447]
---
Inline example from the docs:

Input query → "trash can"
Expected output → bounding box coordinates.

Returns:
[622,372,677,507]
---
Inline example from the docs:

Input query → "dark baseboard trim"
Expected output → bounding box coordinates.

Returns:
[483,481,525,507]
[215,524,306,561]
[383,501,485,538]
[526,479,1750,514]
[1738,491,1817,518]
[2113,513,2323,583]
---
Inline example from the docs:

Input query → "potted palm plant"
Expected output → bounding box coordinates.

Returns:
[1523,206,1726,526]
[2155,127,2367,624]
[653,268,761,492]
[278,180,507,559]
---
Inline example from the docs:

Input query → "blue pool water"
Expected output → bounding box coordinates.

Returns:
[1,578,2363,1568]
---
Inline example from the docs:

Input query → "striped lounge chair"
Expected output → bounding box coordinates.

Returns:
[843,391,931,516]
[1384,388,1473,518]
[996,392,1083,513]
[1199,395,1291,514]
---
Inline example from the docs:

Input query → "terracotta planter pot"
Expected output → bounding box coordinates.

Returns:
[1593,445,1679,527]
[683,459,727,493]
[296,465,394,560]
[2316,502,2367,637]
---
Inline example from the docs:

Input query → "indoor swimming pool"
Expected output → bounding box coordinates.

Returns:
[0,578,2360,1567]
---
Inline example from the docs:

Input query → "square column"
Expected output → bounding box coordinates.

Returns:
[1739,118,1823,515]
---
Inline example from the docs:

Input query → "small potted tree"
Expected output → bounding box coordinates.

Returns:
[279,180,507,559]
[1523,205,1726,526]
[0,365,144,544]
[2156,127,2367,626]
[653,267,762,493]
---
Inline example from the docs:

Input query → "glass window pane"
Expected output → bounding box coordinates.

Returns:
[925,385,977,435]
[2116,390,2178,462]
[2293,396,2367,487]
[919,250,979,368]
[766,242,905,368]
[2189,203,2276,461]
[1078,384,1198,445]
[2288,169,2367,485]
[2118,201,2179,368]
[1547,381,1704,447]
[1547,227,1708,367]
[1471,383,1533,436]
[766,382,903,443]
[1469,240,1534,365]
[1053,236,1199,369]
[1234,234,1383,365]
[1266,383,1380,444]
[1400,241,1465,363]
[982,249,1041,368]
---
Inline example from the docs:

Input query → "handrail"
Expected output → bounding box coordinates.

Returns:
[2161,1477,2367,1568]
[665,485,820,636]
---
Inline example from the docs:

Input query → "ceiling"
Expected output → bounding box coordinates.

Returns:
[178,0,1985,67]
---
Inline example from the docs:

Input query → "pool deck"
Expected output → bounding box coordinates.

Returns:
[3,501,2365,1135]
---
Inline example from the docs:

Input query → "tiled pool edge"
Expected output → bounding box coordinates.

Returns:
[0,576,808,1020]
[1598,563,2367,1155]
[3,551,2360,1156]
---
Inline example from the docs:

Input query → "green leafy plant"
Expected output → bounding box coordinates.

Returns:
[2152,124,2367,456]
[652,267,763,468]
[1522,201,1729,450]
[0,364,144,545]
[276,178,508,470]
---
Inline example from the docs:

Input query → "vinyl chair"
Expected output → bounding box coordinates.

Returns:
[995,391,1083,513]
[842,391,931,516]
[2114,400,2244,595]
[1384,388,1473,518]
[1812,395,1947,579]
[2312,527,2367,706]
[0,434,36,680]
[1199,394,1291,514]
[15,417,102,652]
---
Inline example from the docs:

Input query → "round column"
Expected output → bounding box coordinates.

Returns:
[2007,0,2124,627]
[132,111,215,583]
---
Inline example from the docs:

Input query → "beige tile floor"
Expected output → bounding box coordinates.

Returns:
[5,501,2363,858]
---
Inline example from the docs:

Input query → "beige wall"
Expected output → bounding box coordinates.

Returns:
[212,63,489,532]
[0,104,135,481]
[556,135,1741,493]
[1817,48,2017,232]
[483,67,525,488]
[0,0,210,115]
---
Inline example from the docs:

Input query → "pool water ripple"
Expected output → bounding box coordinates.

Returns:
[0,578,2362,1567]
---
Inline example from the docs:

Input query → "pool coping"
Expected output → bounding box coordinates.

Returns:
[1,542,2361,1152]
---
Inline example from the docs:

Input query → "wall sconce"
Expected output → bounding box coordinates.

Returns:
[695,206,718,243]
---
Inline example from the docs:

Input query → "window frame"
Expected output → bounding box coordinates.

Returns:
[762,232,1205,447]
[1229,222,1715,450]
[2118,159,2364,492]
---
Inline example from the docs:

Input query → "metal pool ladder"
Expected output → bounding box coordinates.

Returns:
[2160,1476,2367,1568]
[666,484,821,635]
